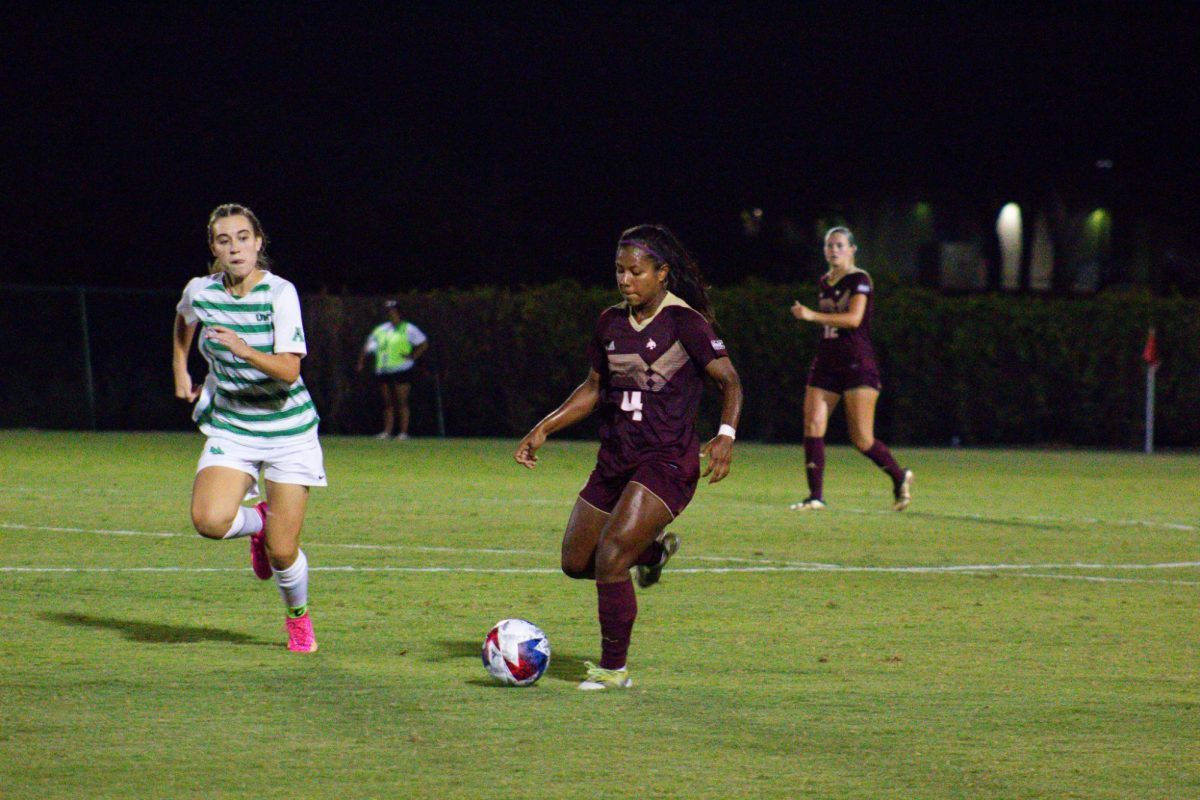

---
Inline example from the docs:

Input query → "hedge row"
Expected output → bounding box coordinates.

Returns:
[298,281,1199,447]
[1,283,1193,446]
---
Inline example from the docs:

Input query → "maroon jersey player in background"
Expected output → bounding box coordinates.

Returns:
[790,226,913,511]
[514,224,743,691]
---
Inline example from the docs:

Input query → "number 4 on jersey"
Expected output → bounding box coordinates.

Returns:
[620,390,643,421]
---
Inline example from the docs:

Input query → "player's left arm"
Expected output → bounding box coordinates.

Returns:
[791,292,867,329]
[700,356,742,483]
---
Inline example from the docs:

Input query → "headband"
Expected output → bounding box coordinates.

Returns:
[618,238,666,265]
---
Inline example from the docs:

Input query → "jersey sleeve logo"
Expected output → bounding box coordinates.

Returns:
[292,327,305,342]
[711,339,725,351]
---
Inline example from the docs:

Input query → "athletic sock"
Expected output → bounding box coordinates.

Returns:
[596,579,637,671]
[803,436,825,500]
[273,549,309,609]
[862,441,905,486]
[634,538,665,567]
[221,505,264,540]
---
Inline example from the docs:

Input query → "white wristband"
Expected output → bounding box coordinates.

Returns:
[718,424,736,440]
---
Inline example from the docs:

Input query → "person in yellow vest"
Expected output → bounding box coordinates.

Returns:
[356,300,429,439]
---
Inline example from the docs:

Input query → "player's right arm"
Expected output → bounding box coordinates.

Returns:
[514,369,601,469]
[172,313,202,402]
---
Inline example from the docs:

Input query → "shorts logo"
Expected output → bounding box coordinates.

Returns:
[292,327,305,342]
[209,446,225,455]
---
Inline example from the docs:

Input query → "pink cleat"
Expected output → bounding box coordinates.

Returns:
[286,612,318,653]
[249,502,272,580]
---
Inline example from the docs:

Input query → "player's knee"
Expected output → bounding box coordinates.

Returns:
[593,540,634,581]
[266,541,298,569]
[191,508,232,539]
[561,554,593,580]
[851,434,874,452]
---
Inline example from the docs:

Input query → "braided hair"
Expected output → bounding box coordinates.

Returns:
[616,224,715,323]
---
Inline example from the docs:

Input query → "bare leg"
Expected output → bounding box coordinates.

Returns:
[380,382,396,436]
[845,387,907,493]
[396,382,412,436]
[561,497,610,579]
[191,467,255,539]
[262,480,309,570]
[594,484,675,583]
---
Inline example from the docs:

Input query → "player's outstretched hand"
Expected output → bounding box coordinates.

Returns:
[514,428,547,469]
[700,434,734,483]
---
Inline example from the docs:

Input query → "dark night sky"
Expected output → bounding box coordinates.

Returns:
[1,2,1196,292]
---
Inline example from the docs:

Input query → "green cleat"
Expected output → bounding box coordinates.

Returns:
[577,662,632,691]
[635,531,679,588]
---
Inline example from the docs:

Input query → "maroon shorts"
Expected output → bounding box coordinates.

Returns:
[807,357,882,395]
[579,458,698,519]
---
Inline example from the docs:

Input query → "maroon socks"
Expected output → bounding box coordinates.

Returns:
[596,579,637,670]
[863,440,905,487]
[634,538,665,567]
[803,436,825,500]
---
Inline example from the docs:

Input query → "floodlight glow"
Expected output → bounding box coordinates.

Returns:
[997,203,1023,290]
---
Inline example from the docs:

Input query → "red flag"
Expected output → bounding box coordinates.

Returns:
[1142,328,1160,367]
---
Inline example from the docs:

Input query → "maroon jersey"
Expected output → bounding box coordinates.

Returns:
[586,293,728,468]
[814,269,876,365]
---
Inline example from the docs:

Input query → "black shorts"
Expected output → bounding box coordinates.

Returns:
[375,370,414,386]
[807,357,882,394]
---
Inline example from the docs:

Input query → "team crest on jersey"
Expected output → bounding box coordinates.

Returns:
[645,339,657,350]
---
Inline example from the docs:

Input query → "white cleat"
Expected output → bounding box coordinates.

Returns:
[789,497,827,511]
[893,470,914,511]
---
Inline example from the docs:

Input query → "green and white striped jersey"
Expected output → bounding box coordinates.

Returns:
[176,272,320,447]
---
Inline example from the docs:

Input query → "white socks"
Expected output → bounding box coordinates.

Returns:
[221,505,264,539]
[273,549,309,609]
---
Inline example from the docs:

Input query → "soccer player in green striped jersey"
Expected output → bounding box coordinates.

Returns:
[172,204,324,652]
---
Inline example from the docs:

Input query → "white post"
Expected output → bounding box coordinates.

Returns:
[1144,363,1157,454]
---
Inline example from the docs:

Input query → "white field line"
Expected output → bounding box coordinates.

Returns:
[2,483,1196,531]
[0,565,1197,586]
[3,521,1198,571]
[2,521,1198,585]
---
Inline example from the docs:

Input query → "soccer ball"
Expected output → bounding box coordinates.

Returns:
[482,618,551,686]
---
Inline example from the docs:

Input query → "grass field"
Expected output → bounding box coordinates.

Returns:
[1,431,1196,799]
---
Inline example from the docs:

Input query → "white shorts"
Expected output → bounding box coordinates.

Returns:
[196,435,327,499]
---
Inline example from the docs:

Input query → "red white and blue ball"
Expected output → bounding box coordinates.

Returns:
[482,619,551,686]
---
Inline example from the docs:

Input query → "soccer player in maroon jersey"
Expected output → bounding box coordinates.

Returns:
[514,224,743,690]
[790,226,912,512]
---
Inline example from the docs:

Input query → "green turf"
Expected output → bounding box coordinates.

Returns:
[0,431,1196,799]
